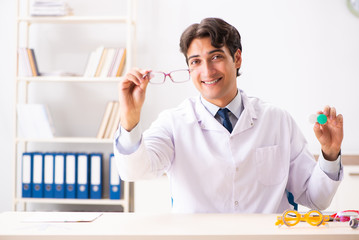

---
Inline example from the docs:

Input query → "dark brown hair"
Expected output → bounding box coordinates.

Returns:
[179,18,242,76]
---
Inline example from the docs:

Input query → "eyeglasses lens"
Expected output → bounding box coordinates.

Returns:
[171,70,190,83]
[148,72,165,84]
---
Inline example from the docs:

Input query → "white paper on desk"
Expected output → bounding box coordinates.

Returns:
[21,212,103,223]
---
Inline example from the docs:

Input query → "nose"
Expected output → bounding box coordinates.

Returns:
[201,61,216,79]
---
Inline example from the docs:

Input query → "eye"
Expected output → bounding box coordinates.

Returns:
[212,54,223,60]
[189,59,200,66]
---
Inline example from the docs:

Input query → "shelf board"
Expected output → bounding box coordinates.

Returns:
[17,76,122,83]
[16,137,114,144]
[15,198,127,206]
[18,16,129,24]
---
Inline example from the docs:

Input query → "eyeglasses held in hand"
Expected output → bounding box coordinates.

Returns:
[143,69,191,84]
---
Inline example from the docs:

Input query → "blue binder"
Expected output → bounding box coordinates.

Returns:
[22,152,33,198]
[109,153,121,199]
[43,153,55,198]
[90,153,102,199]
[54,153,66,198]
[77,153,90,199]
[32,152,44,198]
[65,153,77,199]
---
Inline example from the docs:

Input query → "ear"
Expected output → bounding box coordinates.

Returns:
[234,49,242,68]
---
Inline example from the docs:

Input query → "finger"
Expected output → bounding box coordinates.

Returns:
[336,114,344,126]
[141,77,150,92]
[337,114,343,123]
[130,69,147,84]
[313,122,323,139]
[122,72,140,86]
[133,68,153,84]
[124,68,149,86]
[323,105,330,116]
[141,69,151,76]
[329,106,337,120]
[140,69,152,82]
[118,75,136,90]
[137,69,152,92]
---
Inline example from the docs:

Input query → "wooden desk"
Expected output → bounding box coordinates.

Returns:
[0,212,358,240]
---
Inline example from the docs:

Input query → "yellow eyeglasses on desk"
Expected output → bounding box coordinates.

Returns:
[275,210,330,227]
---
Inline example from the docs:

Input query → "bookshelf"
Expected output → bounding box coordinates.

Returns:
[13,0,137,212]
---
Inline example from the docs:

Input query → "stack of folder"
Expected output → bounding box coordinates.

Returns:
[21,152,122,200]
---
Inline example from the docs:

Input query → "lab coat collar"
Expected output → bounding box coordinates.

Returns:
[200,91,242,119]
[194,89,257,135]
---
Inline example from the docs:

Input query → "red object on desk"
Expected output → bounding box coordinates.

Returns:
[331,210,359,222]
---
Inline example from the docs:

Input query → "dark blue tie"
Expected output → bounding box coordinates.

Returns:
[217,108,233,133]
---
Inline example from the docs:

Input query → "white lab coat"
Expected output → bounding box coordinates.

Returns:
[114,90,342,213]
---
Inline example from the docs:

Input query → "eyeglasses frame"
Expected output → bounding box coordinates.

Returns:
[144,69,191,84]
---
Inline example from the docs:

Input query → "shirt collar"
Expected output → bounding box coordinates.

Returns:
[200,89,242,119]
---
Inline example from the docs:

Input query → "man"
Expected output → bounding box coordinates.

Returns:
[114,18,343,213]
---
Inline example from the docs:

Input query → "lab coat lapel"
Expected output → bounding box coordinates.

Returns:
[231,90,258,135]
[193,97,224,132]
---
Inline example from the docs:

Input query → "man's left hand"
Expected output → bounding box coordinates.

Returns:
[314,106,344,161]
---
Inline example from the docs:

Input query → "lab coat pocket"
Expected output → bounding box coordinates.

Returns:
[255,145,286,186]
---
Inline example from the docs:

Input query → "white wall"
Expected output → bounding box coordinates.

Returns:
[1,0,359,212]
[0,0,17,212]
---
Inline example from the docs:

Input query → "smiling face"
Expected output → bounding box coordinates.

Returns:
[187,37,242,107]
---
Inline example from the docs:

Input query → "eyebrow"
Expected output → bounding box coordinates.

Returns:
[187,49,225,61]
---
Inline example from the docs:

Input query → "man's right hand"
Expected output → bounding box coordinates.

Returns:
[118,68,151,131]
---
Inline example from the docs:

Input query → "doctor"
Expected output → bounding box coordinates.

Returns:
[114,18,344,213]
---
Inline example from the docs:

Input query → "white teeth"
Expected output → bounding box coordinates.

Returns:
[203,79,219,84]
